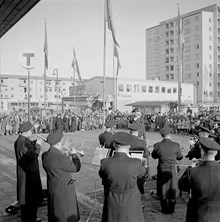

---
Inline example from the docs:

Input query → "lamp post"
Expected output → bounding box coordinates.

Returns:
[52,69,59,112]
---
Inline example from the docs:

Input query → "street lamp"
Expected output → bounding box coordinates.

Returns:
[52,69,59,112]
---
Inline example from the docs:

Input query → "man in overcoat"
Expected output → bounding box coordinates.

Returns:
[42,130,81,222]
[152,127,183,214]
[14,122,43,222]
[178,137,220,222]
[129,123,150,194]
[99,132,147,222]
[129,108,146,139]
[98,120,116,155]
[55,113,64,131]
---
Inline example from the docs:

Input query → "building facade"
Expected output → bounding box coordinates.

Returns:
[0,74,78,112]
[146,4,220,104]
[84,76,194,112]
[0,74,194,113]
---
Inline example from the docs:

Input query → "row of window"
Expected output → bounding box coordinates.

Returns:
[0,94,61,99]
[165,16,211,30]
[118,84,178,94]
[0,79,76,86]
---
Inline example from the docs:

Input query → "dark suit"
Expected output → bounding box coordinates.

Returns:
[42,147,81,222]
[99,131,114,148]
[132,117,146,139]
[14,135,42,222]
[56,117,64,131]
[130,136,150,194]
[152,138,183,213]
[99,152,147,222]
[98,131,115,155]
[178,161,220,222]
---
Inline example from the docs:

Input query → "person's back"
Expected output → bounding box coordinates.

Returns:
[179,137,220,222]
[42,130,81,222]
[152,138,182,165]
[99,131,114,148]
[152,127,183,214]
[99,132,146,222]
[101,153,144,191]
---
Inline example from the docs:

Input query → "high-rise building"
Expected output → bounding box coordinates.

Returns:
[146,4,220,104]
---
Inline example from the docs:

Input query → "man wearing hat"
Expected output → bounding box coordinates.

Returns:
[178,137,220,222]
[14,122,43,222]
[99,132,147,222]
[152,127,183,214]
[129,108,146,139]
[42,130,81,222]
[98,120,116,153]
[186,126,217,160]
[129,123,150,194]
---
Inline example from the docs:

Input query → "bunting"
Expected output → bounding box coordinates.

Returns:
[106,0,119,47]
[114,44,121,76]
[43,19,48,70]
[72,48,82,82]
[177,4,184,62]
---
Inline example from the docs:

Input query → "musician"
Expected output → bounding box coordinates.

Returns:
[178,137,220,222]
[151,127,183,214]
[186,126,217,160]
[42,130,81,222]
[98,120,116,154]
[14,122,43,222]
[129,123,150,194]
[129,108,146,139]
[99,132,147,222]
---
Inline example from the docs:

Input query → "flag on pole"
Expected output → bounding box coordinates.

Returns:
[106,0,119,47]
[114,44,121,76]
[72,48,82,82]
[43,19,48,69]
[177,4,184,62]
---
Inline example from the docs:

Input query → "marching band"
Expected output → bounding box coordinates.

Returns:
[6,114,220,222]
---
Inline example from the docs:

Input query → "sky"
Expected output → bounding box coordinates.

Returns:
[0,0,219,80]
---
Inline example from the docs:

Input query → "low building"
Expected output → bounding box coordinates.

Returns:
[84,76,195,112]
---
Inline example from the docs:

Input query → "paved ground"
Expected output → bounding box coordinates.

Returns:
[0,130,192,222]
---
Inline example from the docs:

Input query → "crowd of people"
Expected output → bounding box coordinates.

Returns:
[4,106,220,221]
[1,106,220,137]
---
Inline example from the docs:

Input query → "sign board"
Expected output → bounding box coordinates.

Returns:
[19,50,36,69]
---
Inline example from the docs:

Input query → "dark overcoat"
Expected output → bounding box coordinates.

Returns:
[130,136,150,158]
[99,152,147,222]
[130,136,150,194]
[178,161,220,222]
[42,147,81,222]
[132,117,146,139]
[14,135,42,205]
[56,117,64,131]
[98,131,114,148]
[152,138,183,201]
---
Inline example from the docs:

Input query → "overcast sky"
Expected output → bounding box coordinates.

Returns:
[0,0,219,80]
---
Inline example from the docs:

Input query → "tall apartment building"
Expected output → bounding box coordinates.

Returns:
[146,4,220,104]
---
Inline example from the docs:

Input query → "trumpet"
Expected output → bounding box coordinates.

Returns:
[62,145,85,157]
[34,134,85,157]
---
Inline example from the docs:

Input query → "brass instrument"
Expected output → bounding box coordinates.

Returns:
[34,134,85,157]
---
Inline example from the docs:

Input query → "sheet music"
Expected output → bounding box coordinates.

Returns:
[91,147,111,166]
[129,151,144,161]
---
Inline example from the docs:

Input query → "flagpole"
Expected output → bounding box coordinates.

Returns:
[73,61,76,107]
[102,0,107,131]
[177,4,182,113]
[113,43,116,112]
[44,18,47,117]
